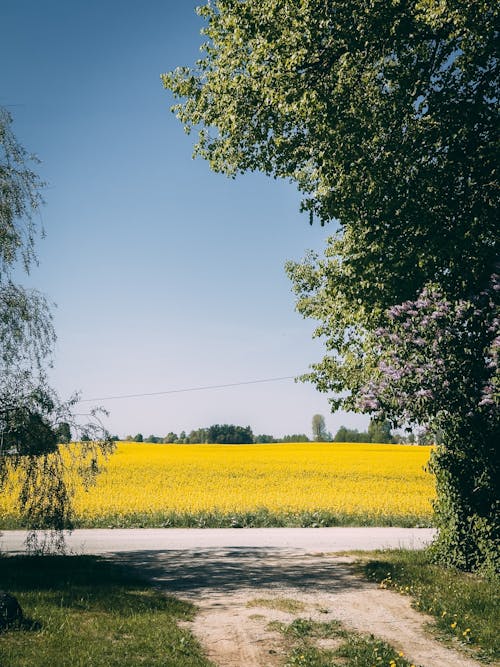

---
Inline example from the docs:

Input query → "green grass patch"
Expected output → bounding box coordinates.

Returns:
[359,549,499,663]
[247,597,307,613]
[0,508,433,529]
[269,617,345,640]
[272,618,413,667]
[0,555,214,667]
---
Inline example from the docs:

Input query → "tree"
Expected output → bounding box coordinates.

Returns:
[311,414,329,442]
[55,422,72,444]
[188,427,208,443]
[0,108,113,536]
[163,2,499,572]
[280,434,310,443]
[133,433,143,443]
[163,432,178,444]
[254,434,276,443]
[367,419,394,444]
[332,426,348,443]
[206,424,254,444]
[332,426,370,443]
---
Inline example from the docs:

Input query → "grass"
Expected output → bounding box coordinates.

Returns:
[271,618,415,667]
[247,597,307,613]
[358,549,500,663]
[0,509,433,530]
[1,544,496,666]
[0,555,214,667]
[268,617,345,640]
[75,508,431,529]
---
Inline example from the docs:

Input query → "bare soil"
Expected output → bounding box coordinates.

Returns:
[110,547,484,667]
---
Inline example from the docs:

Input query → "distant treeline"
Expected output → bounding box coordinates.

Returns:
[331,423,432,445]
[120,424,309,445]
[116,419,431,445]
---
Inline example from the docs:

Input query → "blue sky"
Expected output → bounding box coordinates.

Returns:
[1,0,368,438]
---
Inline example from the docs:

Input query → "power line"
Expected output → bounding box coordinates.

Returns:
[77,375,297,403]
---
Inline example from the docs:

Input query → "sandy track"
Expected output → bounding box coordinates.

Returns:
[108,547,482,667]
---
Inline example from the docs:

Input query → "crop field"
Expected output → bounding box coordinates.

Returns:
[0,442,435,528]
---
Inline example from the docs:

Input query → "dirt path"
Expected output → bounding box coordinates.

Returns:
[109,547,482,667]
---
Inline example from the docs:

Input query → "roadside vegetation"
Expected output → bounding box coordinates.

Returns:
[270,617,414,667]
[2,550,497,667]
[358,550,499,663]
[0,555,213,667]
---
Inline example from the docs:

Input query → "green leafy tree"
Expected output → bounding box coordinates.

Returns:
[358,286,498,571]
[188,428,208,443]
[163,1,499,571]
[162,432,178,444]
[133,433,143,443]
[280,434,310,443]
[368,419,394,444]
[0,108,113,536]
[254,434,276,443]
[332,426,348,443]
[206,424,254,444]
[312,414,330,442]
[332,426,370,443]
[55,421,72,444]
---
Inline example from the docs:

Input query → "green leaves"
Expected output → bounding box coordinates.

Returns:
[163,0,497,294]
[163,1,499,571]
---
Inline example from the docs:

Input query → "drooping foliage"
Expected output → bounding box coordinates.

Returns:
[163,1,499,571]
[0,108,113,536]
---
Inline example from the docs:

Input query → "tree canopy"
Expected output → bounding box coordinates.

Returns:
[163,1,499,572]
[206,424,254,444]
[312,414,330,441]
[163,0,497,307]
[333,419,394,443]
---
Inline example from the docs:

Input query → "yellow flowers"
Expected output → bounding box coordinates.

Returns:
[0,442,434,526]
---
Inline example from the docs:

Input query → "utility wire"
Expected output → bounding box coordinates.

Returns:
[77,375,297,403]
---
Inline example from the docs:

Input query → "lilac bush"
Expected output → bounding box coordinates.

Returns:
[357,276,499,573]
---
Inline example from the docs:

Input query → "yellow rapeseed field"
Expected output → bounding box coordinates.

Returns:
[0,442,435,527]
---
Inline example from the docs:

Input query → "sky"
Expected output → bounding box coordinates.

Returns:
[1,0,369,439]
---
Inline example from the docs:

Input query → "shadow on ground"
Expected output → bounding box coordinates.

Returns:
[106,548,368,595]
[0,555,193,617]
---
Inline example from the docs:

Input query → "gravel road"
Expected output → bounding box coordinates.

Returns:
[0,526,436,554]
[4,527,480,667]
